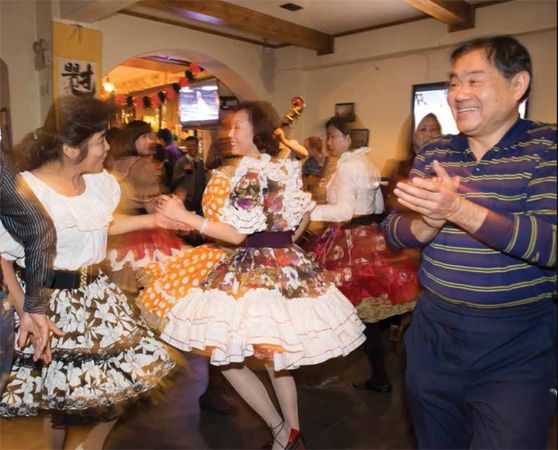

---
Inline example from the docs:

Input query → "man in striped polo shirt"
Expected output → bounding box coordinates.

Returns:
[386,36,556,448]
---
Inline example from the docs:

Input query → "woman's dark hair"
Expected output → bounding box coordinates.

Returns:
[110,120,151,159]
[205,139,223,171]
[156,128,173,145]
[235,101,279,156]
[105,127,122,148]
[325,116,351,136]
[451,36,532,102]
[15,96,111,171]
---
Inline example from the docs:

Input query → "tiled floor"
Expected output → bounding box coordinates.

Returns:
[1,332,556,450]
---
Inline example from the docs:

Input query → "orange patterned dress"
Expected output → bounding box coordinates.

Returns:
[137,170,232,331]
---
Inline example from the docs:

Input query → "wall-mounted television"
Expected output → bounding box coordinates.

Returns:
[179,78,220,128]
[412,82,528,135]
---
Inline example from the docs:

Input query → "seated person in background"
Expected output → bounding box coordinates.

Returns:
[172,136,206,216]
[156,128,181,168]
[384,113,442,212]
[301,136,327,200]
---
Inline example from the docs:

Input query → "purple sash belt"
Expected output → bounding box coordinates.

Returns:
[245,231,293,249]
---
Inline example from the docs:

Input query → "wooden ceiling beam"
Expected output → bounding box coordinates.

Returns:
[138,0,334,54]
[404,0,474,32]
[120,58,189,73]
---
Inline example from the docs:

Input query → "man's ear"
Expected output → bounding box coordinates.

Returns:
[512,70,530,103]
[62,143,80,161]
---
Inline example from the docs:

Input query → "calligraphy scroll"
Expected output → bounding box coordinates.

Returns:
[52,22,101,99]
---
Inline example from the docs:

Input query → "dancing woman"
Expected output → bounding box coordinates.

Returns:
[137,126,236,333]
[107,121,184,293]
[305,116,419,393]
[0,97,176,450]
[156,102,365,449]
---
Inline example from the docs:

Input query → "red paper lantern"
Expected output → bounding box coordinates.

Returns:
[151,94,160,107]
[114,94,126,106]
[179,77,188,88]
[165,86,176,101]
[190,63,200,76]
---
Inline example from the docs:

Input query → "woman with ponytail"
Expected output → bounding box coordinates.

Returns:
[0,96,177,450]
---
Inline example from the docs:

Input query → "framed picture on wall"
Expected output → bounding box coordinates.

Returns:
[349,128,369,148]
[335,102,355,122]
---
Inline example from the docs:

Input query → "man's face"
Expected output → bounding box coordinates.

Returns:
[447,48,524,140]
[185,140,198,158]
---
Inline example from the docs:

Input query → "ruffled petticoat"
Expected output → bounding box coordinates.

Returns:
[161,245,366,371]
[0,274,175,419]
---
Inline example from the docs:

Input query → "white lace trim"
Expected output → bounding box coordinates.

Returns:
[21,170,120,232]
[218,155,314,234]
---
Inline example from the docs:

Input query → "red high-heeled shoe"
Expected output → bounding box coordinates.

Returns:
[284,429,306,450]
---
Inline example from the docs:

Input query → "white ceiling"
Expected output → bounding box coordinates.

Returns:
[123,0,492,46]
[224,0,422,35]
[222,0,489,35]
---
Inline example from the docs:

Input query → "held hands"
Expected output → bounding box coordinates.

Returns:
[394,160,462,229]
[156,194,191,225]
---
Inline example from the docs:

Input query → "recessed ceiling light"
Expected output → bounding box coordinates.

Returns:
[280,3,303,12]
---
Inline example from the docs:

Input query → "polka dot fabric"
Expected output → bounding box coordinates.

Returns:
[202,172,230,222]
[137,172,231,331]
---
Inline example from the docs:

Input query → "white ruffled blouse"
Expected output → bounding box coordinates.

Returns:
[218,154,314,234]
[311,147,384,223]
[0,170,120,271]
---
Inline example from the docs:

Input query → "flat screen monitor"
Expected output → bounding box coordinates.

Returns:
[179,78,220,127]
[412,82,528,135]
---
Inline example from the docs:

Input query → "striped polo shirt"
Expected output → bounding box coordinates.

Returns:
[385,119,557,308]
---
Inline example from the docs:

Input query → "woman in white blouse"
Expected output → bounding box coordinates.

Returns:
[311,117,384,223]
[0,96,176,450]
[305,116,419,394]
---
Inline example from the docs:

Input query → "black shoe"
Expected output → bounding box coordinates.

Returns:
[198,392,236,415]
[352,379,392,393]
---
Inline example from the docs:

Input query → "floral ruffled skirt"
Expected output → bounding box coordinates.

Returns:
[0,274,175,419]
[161,245,366,370]
[304,224,420,323]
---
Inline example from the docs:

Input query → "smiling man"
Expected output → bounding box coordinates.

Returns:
[385,36,557,449]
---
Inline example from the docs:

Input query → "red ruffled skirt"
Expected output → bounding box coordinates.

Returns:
[108,229,184,271]
[303,224,419,307]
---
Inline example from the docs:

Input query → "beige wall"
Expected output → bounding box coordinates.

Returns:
[94,13,273,103]
[273,0,557,173]
[0,0,41,144]
[1,0,556,157]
